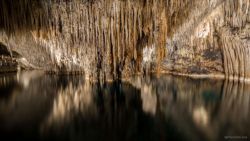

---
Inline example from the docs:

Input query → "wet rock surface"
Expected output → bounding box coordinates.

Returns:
[0,0,249,80]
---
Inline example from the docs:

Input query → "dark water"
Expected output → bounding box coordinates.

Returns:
[0,71,249,141]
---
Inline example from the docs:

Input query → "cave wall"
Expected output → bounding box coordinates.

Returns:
[0,0,249,80]
[165,0,250,80]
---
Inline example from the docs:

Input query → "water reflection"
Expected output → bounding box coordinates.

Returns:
[0,72,249,141]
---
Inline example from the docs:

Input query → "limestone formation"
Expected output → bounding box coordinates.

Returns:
[0,0,249,80]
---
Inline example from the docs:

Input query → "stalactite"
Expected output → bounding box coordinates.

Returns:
[0,0,249,80]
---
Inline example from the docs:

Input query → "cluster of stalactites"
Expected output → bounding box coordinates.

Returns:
[220,0,250,79]
[0,0,52,33]
[29,0,171,79]
[0,0,217,79]
[223,0,250,28]
[1,0,250,80]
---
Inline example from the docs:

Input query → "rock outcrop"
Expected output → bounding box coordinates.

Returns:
[0,0,249,80]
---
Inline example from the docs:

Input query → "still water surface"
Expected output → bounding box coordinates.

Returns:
[0,71,249,141]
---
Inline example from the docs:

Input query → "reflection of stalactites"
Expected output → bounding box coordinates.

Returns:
[41,81,97,130]
[17,71,44,88]
[141,83,157,115]
[222,80,250,120]
[125,75,157,115]
[193,106,209,127]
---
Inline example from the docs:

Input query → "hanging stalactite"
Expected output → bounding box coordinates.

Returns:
[0,0,249,80]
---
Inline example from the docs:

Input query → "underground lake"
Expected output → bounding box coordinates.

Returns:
[0,71,249,141]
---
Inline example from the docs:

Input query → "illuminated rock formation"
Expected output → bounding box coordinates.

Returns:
[0,0,249,80]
